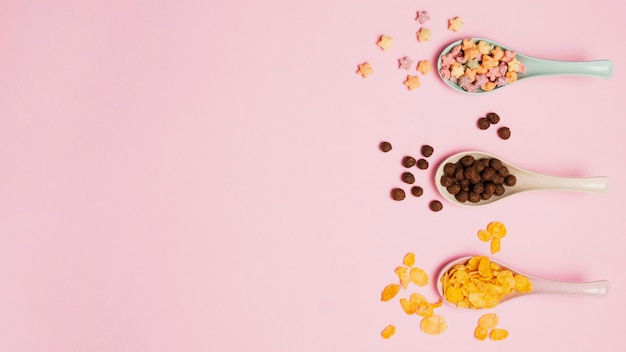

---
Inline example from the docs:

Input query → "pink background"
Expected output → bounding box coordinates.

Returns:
[1,0,625,351]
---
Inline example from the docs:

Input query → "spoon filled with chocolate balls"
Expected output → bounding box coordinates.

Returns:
[434,151,609,206]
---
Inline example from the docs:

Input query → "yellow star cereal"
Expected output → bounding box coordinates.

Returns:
[416,60,432,75]
[377,35,394,51]
[357,62,374,78]
[381,283,401,301]
[381,324,396,339]
[403,75,421,90]
[448,17,464,32]
[416,28,431,42]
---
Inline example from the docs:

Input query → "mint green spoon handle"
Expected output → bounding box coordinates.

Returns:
[520,55,614,78]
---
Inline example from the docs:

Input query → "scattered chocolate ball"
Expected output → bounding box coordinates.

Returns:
[486,112,500,124]
[402,156,417,168]
[497,127,511,140]
[429,200,443,212]
[477,117,490,130]
[443,163,457,175]
[391,188,406,201]
[411,186,424,197]
[421,145,434,157]
[416,158,429,170]
[379,141,392,152]
[401,172,415,184]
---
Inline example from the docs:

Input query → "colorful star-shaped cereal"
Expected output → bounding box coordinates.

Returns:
[357,62,374,78]
[416,60,433,75]
[448,17,464,32]
[398,56,413,70]
[416,28,431,42]
[404,75,421,90]
[377,35,394,51]
[415,10,430,24]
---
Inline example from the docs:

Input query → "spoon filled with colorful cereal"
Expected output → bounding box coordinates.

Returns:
[437,38,613,94]
[437,255,609,309]
[434,151,609,207]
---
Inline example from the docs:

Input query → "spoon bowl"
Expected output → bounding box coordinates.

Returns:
[437,37,614,94]
[435,151,609,207]
[437,255,609,309]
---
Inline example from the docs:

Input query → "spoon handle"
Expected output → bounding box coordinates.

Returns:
[524,57,613,78]
[530,278,609,297]
[522,174,609,194]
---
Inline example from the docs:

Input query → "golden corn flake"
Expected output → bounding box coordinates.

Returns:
[410,293,427,304]
[381,324,396,339]
[474,326,489,341]
[416,302,434,318]
[410,267,429,286]
[381,283,401,301]
[489,328,509,341]
[478,313,499,330]
[395,266,411,289]
[487,221,507,239]
[419,314,448,335]
[490,237,501,254]
[440,256,532,309]
[399,298,417,314]
[403,252,416,267]
[477,229,492,242]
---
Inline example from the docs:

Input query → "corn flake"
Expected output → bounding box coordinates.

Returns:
[419,314,448,335]
[395,266,411,289]
[474,326,488,340]
[403,252,416,267]
[381,324,396,339]
[478,313,499,330]
[381,283,401,301]
[410,267,429,286]
[477,229,492,242]
[489,328,509,341]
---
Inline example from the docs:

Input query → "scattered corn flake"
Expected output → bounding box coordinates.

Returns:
[477,229,492,242]
[409,267,429,286]
[410,293,427,304]
[490,237,501,254]
[357,62,374,78]
[403,252,416,267]
[400,298,418,314]
[416,302,434,318]
[474,326,489,340]
[514,274,532,293]
[398,56,413,70]
[403,75,421,90]
[377,34,394,51]
[395,266,411,289]
[487,221,507,238]
[416,60,432,75]
[420,314,448,335]
[415,10,430,24]
[478,313,499,330]
[489,328,509,341]
[416,28,431,42]
[381,324,396,339]
[448,17,464,32]
[381,283,401,301]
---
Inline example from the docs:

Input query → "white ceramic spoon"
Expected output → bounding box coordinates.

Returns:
[437,37,613,94]
[435,151,609,207]
[437,256,609,308]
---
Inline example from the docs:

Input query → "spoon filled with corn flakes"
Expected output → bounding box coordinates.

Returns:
[437,256,609,309]
[437,38,613,94]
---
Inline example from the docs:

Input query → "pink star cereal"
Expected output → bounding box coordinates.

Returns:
[415,10,430,24]
[416,60,432,75]
[448,17,464,32]
[416,28,431,42]
[439,38,526,92]
[398,56,413,70]
[357,62,374,78]
[403,75,421,90]
[377,35,394,51]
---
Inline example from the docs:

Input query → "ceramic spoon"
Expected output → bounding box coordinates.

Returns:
[437,256,609,308]
[434,151,609,207]
[437,37,613,94]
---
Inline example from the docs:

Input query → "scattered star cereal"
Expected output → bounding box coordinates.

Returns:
[415,10,430,24]
[357,62,374,78]
[404,75,421,90]
[398,56,413,70]
[377,34,394,51]
[448,17,464,31]
[416,28,431,42]
[416,60,433,75]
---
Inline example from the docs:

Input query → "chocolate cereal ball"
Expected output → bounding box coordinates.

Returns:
[497,127,511,140]
[421,145,434,157]
[429,200,443,212]
[411,186,424,197]
[486,112,500,124]
[416,158,429,170]
[401,172,415,184]
[391,188,406,201]
[402,156,417,168]
[379,141,392,152]
[477,117,490,130]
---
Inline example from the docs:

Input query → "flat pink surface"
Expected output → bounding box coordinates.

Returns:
[1,1,625,351]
